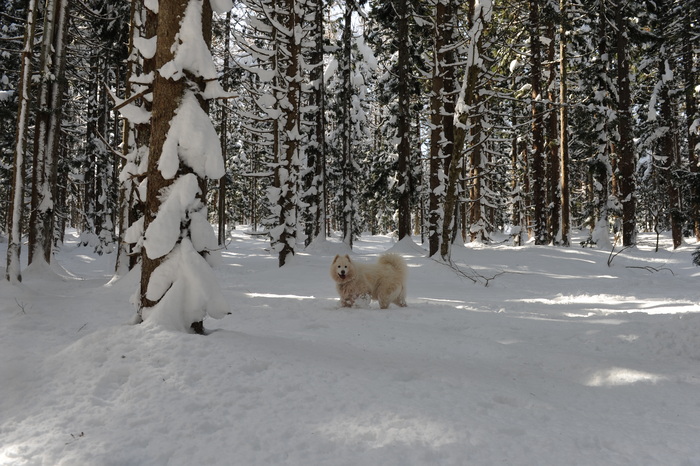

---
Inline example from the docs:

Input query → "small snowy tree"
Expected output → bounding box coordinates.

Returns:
[115,0,156,275]
[132,0,232,332]
[233,0,316,265]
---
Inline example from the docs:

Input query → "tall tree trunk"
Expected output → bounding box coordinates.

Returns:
[682,9,700,240]
[559,0,570,246]
[140,0,188,312]
[545,18,560,244]
[428,0,455,256]
[5,0,38,283]
[657,55,682,249]
[440,0,489,260]
[305,0,326,245]
[115,0,155,274]
[529,0,547,245]
[218,10,232,246]
[396,0,412,240]
[340,4,354,248]
[274,0,302,267]
[467,104,486,242]
[29,0,70,266]
[615,5,636,246]
[139,0,228,332]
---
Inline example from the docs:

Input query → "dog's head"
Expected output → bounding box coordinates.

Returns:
[330,254,353,283]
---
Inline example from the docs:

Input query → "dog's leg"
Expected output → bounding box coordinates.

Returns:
[395,286,407,307]
[378,287,397,309]
[341,297,354,307]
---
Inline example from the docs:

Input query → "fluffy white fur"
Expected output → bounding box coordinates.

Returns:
[330,253,407,309]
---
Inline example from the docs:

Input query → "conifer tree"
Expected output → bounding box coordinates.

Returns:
[135,0,231,332]
[5,0,38,283]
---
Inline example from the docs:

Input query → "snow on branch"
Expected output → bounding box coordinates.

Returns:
[159,90,225,180]
[142,237,229,332]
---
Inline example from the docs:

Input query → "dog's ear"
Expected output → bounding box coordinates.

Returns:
[344,254,351,262]
[332,254,339,263]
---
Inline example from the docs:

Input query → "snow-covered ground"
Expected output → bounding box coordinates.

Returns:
[1,228,699,465]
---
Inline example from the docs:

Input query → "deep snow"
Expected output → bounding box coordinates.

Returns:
[1,229,699,465]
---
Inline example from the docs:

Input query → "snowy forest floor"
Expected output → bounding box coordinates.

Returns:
[1,228,700,465]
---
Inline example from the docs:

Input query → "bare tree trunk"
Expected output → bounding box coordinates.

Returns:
[340,4,354,248]
[682,10,699,241]
[396,0,412,240]
[5,0,38,283]
[428,0,455,256]
[615,5,636,246]
[305,0,327,245]
[29,0,70,266]
[529,0,547,245]
[440,0,489,260]
[468,107,486,242]
[218,10,232,246]
[657,54,682,248]
[545,18,560,244]
[559,0,570,246]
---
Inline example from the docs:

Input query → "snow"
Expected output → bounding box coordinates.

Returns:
[142,173,203,259]
[142,238,229,331]
[158,0,218,83]
[2,229,700,465]
[133,34,157,60]
[159,90,225,180]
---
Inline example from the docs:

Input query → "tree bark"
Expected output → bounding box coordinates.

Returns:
[275,0,302,267]
[29,0,71,265]
[139,0,188,312]
[559,0,570,246]
[5,0,38,283]
[428,0,455,256]
[682,9,699,241]
[340,4,354,248]
[615,5,636,246]
[396,0,412,240]
[529,0,547,245]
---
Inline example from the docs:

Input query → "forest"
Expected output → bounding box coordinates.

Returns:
[2,2,700,461]
[0,0,699,324]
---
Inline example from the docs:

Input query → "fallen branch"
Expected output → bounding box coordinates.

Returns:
[435,258,512,287]
[607,234,633,267]
[626,266,675,276]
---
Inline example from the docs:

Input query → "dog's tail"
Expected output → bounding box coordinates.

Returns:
[378,253,407,278]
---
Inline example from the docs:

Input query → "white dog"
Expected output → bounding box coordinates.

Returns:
[330,253,407,309]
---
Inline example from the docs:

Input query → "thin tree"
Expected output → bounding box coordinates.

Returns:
[5,0,38,283]
[428,0,456,257]
[544,10,560,244]
[28,0,71,266]
[615,4,636,246]
[115,0,156,275]
[681,3,699,241]
[304,0,327,245]
[529,0,547,245]
[218,10,232,246]
[440,0,491,260]
[558,0,570,246]
[272,0,304,267]
[340,1,356,248]
[395,0,412,240]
